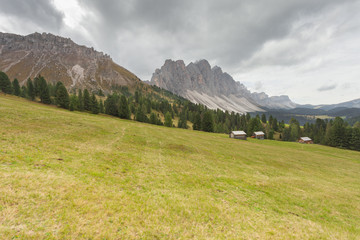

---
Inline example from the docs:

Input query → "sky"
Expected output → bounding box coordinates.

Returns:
[0,0,359,105]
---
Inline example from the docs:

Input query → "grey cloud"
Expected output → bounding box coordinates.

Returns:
[317,84,337,92]
[74,0,357,78]
[0,0,64,32]
[255,81,262,91]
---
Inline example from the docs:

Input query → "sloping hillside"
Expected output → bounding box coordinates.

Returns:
[0,95,360,239]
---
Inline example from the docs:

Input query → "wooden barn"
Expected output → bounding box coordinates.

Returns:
[253,131,265,140]
[229,131,247,140]
[299,137,313,144]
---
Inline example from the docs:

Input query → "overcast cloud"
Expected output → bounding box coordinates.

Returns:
[0,0,359,104]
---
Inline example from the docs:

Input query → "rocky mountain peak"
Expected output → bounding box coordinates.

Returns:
[150,59,296,113]
[0,32,138,92]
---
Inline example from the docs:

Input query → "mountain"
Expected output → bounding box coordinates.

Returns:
[0,32,140,92]
[299,98,360,111]
[150,59,296,113]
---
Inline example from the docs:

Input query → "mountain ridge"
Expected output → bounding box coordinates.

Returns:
[150,59,296,113]
[0,32,140,92]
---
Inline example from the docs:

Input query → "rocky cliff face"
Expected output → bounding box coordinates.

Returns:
[0,32,140,92]
[151,59,296,113]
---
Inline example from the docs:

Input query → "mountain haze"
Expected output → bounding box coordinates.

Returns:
[0,32,140,92]
[151,59,296,113]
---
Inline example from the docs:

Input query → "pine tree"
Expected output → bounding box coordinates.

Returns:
[69,95,77,111]
[38,76,51,104]
[91,94,99,114]
[99,99,104,113]
[83,89,91,111]
[119,95,130,119]
[202,111,214,132]
[20,86,27,98]
[272,118,278,131]
[104,94,118,116]
[34,76,41,97]
[12,78,21,96]
[77,89,84,111]
[193,113,202,130]
[0,71,12,94]
[268,115,273,127]
[55,83,70,109]
[135,106,148,122]
[177,111,188,129]
[164,112,173,127]
[26,78,35,100]
[261,114,267,124]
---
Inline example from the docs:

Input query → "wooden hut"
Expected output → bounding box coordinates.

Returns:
[299,137,313,144]
[229,131,247,140]
[253,131,265,140]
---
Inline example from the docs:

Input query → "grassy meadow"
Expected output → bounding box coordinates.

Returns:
[1,94,360,239]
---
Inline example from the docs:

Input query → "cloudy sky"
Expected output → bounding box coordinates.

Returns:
[0,0,359,104]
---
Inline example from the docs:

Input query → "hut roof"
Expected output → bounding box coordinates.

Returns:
[232,131,246,135]
[300,137,312,141]
[254,131,265,136]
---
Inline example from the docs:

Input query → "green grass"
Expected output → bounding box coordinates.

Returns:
[1,94,360,239]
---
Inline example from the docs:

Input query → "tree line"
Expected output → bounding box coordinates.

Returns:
[1,71,359,151]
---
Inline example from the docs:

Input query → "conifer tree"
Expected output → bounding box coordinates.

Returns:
[104,94,118,116]
[193,113,202,130]
[0,71,12,94]
[55,83,70,109]
[261,114,267,124]
[269,115,273,127]
[91,94,99,114]
[99,99,104,113]
[202,111,214,132]
[34,76,41,97]
[83,89,91,111]
[12,78,21,96]
[150,112,157,125]
[38,76,51,104]
[26,78,35,100]
[20,86,27,98]
[69,95,78,111]
[119,95,130,119]
[164,111,173,127]
[177,111,188,129]
[77,89,84,111]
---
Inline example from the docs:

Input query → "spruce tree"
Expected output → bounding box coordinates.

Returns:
[150,112,157,125]
[34,76,41,97]
[268,115,273,127]
[202,111,214,132]
[91,94,99,114]
[69,95,77,111]
[26,78,35,100]
[0,71,12,94]
[193,113,202,130]
[83,89,91,111]
[56,83,70,109]
[99,99,104,113]
[104,94,118,116]
[261,114,267,124]
[77,89,84,111]
[164,112,173,127]
[119,95,130,119]
[20,86,27,98]
[12,78,21,96]
[38,76,51,104]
